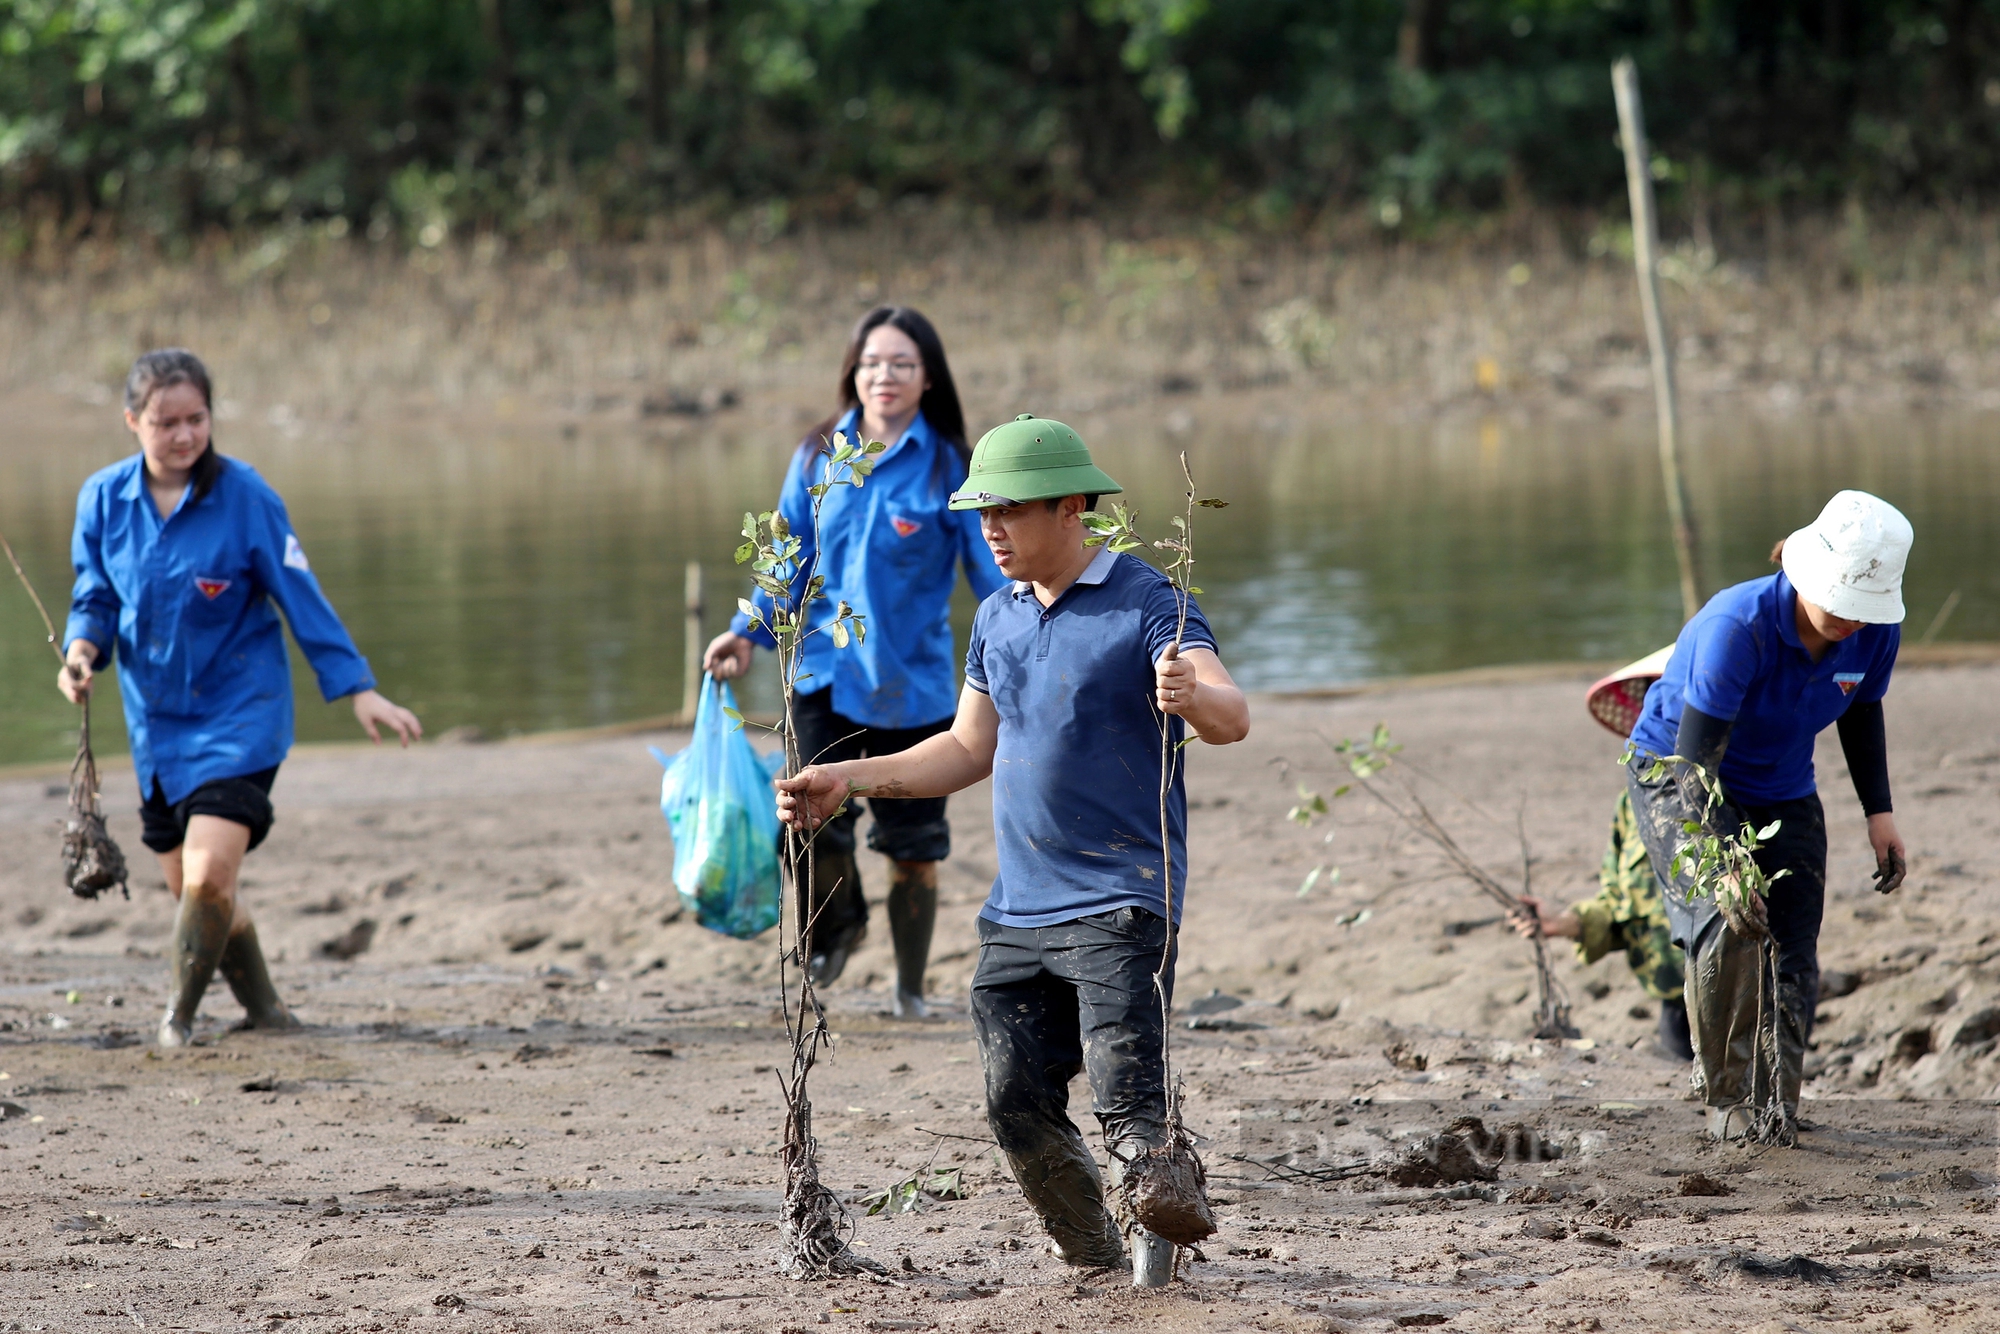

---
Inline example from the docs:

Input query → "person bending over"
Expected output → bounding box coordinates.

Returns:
[1623,490,1909,1141]
[776,416,1249,1275]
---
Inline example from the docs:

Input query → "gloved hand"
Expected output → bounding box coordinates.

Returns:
[1872,845,1907,895]
[1716,873,1769,940]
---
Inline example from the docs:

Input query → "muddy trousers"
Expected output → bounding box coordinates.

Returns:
[1627,762,1826,1112]
[969,908,1176,1267]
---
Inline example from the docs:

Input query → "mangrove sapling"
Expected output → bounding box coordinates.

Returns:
[1293,725,1579,1041]
[2,531,128,900]
[730,428,889,1278]
[1629,749,1794,1144]
[1080,453,1227,1252]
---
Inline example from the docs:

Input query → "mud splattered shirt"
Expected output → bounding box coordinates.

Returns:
[64,454,374,805]
[1628,572,1899,805]
[963,546,1218,928]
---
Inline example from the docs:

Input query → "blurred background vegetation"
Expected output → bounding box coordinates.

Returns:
[5,0,1999,251]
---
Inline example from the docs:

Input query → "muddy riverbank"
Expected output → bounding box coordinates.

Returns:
[1,662,1996,1330]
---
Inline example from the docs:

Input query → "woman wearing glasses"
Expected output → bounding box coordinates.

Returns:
[704,307,1005,1018]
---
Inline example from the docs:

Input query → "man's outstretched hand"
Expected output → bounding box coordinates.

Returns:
[776,766,856,831]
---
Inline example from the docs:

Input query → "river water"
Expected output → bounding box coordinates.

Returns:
[3,411,1993,768]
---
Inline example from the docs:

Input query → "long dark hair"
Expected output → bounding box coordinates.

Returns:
[124,348,223,503]
[804,306,969,469]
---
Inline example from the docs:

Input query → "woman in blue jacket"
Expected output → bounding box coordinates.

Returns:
[1624,490,1910,1143]
[59,349,421,1048]
[703,307,1005,1017]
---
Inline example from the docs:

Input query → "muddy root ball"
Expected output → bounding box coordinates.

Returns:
[63,810,128,900]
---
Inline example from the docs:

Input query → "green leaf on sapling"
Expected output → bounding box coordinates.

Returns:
[829,621,849,649]
[1197,498,1229,508]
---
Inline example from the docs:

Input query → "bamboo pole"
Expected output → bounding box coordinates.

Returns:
[681,560,704,722]
[1612,57,1703,623]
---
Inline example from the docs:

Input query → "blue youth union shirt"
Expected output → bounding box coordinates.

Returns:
[64,455,376,805]
[964,546,1219,928]
[730,408,1007,729]
[1629,572,1899,805]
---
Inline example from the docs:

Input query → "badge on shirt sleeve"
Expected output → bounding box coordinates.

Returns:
[193,576,231,600]
[283,533,311,571]
[1834,672,1865,695]
[890,516,922,538]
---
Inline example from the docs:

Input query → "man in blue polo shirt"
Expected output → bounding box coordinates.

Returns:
[776,416,1249,1282]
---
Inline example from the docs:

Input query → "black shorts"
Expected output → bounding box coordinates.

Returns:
[790,688,951,863]
[139,767,280,854]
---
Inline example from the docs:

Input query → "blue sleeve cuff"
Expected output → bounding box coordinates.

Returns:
[314,660,377,703]
[62,614,113,664]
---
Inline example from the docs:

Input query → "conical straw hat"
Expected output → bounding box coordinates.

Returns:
[1584,645,1674,737]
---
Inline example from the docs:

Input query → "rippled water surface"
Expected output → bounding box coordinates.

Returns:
[3,410,1994,767]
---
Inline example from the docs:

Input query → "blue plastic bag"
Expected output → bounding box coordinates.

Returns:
[650,676,786,939]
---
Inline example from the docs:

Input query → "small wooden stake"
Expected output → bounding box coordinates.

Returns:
[1613,57,1703,623]
[682,560,704,722]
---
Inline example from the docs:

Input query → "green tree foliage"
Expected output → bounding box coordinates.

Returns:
[5,0,1999,242]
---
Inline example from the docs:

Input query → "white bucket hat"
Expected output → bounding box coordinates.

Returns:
[1780,490,1913,625]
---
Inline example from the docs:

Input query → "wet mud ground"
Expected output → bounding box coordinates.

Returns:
[2,662,1998,1331]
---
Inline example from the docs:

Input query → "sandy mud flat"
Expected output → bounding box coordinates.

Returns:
[2,664,1997,1332]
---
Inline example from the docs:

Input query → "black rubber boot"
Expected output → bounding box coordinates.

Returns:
[887,863,937,1018]
[1657,997,1693,1062]
[160,893,231,1048]
[802,848,867,986]
[219,921,299,1031]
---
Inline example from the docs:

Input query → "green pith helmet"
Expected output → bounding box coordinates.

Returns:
[947,414,1124,511]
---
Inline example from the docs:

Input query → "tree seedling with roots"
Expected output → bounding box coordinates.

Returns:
[1292,723,1580,1042]
[730,428,889,1278]
[1080,454,1228,1255]
[2,530,128,900]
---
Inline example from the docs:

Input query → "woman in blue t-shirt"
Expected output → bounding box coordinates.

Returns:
[702,307,1005,1017]
[60,349,421,1047]
[1623,490,1910,1143]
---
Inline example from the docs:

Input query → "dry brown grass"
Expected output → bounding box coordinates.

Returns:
[7,211,2000,430]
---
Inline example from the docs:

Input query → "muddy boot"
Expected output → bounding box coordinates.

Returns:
[1708,1103,1755,1142]
[159,893,231,1048]
[1130,1226,1174,1288]
[1105,1140,1178,1287]
[219,922,299,1032]
[887,863,937,1019]
[802,849,867,987]
[1006,1136,1127,1270]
